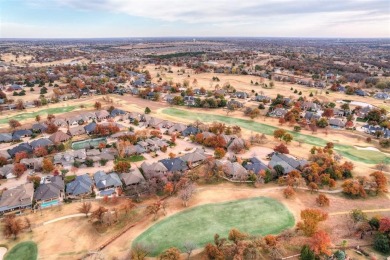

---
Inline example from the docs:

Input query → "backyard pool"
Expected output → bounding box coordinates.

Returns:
[41,200,59,208]
[72,137,107,150]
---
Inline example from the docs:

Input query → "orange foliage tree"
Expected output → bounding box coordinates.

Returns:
[297,208,328,236]
[310,230,331,256]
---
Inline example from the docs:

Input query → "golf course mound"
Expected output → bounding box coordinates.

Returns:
[133,197,294,256]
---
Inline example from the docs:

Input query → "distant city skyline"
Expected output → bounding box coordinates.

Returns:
[1,0,389,38]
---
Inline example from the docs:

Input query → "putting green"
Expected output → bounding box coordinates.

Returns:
[4,241,37,260]
[162,108,390,164]
[133,197,294,256]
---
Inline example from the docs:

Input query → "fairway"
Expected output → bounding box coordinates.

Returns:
[162,108,390,164]
[133,197,294,256]
[4,241,38,260]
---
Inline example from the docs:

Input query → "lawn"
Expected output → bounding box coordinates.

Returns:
[0,106,78,124]
[133,197,294,256]
[162,108,390,164]
[4,241,38,260]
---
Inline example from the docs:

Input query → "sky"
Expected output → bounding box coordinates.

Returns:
[1,0,389,38]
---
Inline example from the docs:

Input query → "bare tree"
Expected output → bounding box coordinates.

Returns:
[183,241,197,260]
[131,243,153,260]
[178,183,196,207]
[78,201,92,217]
[2,214,23,240]
[24,217,32,232]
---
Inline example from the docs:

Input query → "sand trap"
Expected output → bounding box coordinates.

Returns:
[354,146,380,152]
[0,247,7,260]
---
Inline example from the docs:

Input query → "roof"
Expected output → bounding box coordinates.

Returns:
[268,153,307,174]
[8,143,32,157]
[68,125,86,136]
[141,162,168,178]
[93,171,122,190]
[34,176,65,201]
[95,110,110,119]
[49,131,71,143]
[244,157,268,174]
[31,123,48,132]
[180,152,206,163]
[66,174,93,196]
[159,158,189,172]
[216,160,247,179]
[182,126,199,136]
[0,183,34,213]
[13,129,32,137]
[84,122,97,133]
[0,133,12,142]
[121,168,145,186]
[30,138,53,149]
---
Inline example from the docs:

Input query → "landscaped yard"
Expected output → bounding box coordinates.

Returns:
[162,108,390,164]
[133,197,294,256]
[4,241,38,260]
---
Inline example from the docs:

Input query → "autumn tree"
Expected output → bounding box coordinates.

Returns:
[273,129,287,140]
[164,182,174,195]
[147,201,164,221]
[45,123,58,134]
[283,186,295,199]
[274,143,289,154]
[114,161,131,173]
[308,182,319,193]
[13,163,27,177]
[47,114,55,122]
[24,217,32,232]
[78,202,92,217]
[316,194,330,207]
[228,228,248,244]
[42,158,54,173]
[8,119,21,129]
[0,156,7,167]
[94,101,102,110]
[159,247,181,260]
[297,208,328,236]
[370,171,388,194]
[379,217,390,234]
[91,206,108,224]
[282,133,293,144]
[214,147,226,159]
[14,151,28,163]
[131,243,153,260]
[35,115,41,122]
[33,147,48,157]
[310,230,331,256]
[178,183,196,207]
[322,108,334,118]
[2,214,23,240]
[342,179,367,198]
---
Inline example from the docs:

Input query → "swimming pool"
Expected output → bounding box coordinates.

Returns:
[40,200,59,208]
[71,137,107,150]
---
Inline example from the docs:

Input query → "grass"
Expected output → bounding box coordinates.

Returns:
[0,106,78,124]
[162,108,390,164]
[133,197,294,256]
[4,241,38,260]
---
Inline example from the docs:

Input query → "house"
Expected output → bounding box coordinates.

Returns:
[32,123,48,133]
[235,91,249,99]
[30,138,53,149]
[180,151,206,167]
[304,111,321,122]
[54,118,68,127]
[95,110,110,120]
[184,96,195,106]
[125,145,146,155]
[182,126,199,137]
[34,176,65,208]
[216,160,248,180]
[68,125,86,136]
[255,95,271,102]
[8,143,32,157]
[228,138,246,152]
[159,158,189,173]
[268,152,307,174]
[141,162,168,179]
[244,157,268,174]
[0,133,13,143]
[49,131,71,144]
[20,158,43,170]
[227,99,244,108]
[13,129,32,138]
[0,164,16,179]
[329,118,346,129]
[121,168,145,187]
[0,183,34,214]
[355,89,367,96]
[66,174,93,198]
[374,92,390,100]
[54,149,86,166]
[269,108,287,118]
[110,108,126,118]
[148,117,165,129]
[84,122,97,134]
[93,171,122,195]
[167,123,187,135]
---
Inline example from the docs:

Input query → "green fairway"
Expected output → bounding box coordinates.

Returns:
[133,197,294,256]
[5,241,38,260]
[162,108,390,164]
[0,106,78,124]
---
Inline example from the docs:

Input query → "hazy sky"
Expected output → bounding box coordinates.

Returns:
[1,0,389,38]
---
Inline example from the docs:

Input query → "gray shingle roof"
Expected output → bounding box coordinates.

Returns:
[66,174,93,196]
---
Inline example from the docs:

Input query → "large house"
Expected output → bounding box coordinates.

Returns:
[268,152,307,174]
[34,176,65,208]
[121,168,145,187]
[0,183,34,214]
[93,171,122,196]
[66,174,93,198]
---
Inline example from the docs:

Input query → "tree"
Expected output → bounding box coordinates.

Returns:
[2,214,23,239]
[159,247,181,260]
[273,129,286,140]
[45,123,58,134]
[298,208,328,236]
[145,107,151,114]
[178,183,196,207]
[0,156,7,167]
[13,163,26,177]
[114,161,131,173]
[379,217,390,233]
[183,241,197,260]
[342,179,367,198]
[274,143,289,154]
[78,202,92,217]
[164,182,174,195]
[264,234,277,247]
[316,194,330,207]
[47,114,55,122]
[283,186,295,198]
[228,228,248,244]
[94,101,102,110]
[24,217,32,232]
[310,230,331,256]
[214,147,226,159]
[8,119,21,129]
[33,147,48,157]
[370,171,388,194]
[308,182,318,193]
[14,151,28,163]
[322,108,334,118]
[350,209,367,223]
[282,133,293,144]
[131,243,153,260]
[35,115,41,122]
[91,206,108,224]
[374,233,390,254]
[204,243,224,260]
[42,158,54,173]
[379,138,390,148]
[300,245,315,260]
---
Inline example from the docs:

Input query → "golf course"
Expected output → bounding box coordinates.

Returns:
[4,241,38,260]
[162,108,390,164]
[133,197,294,256]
